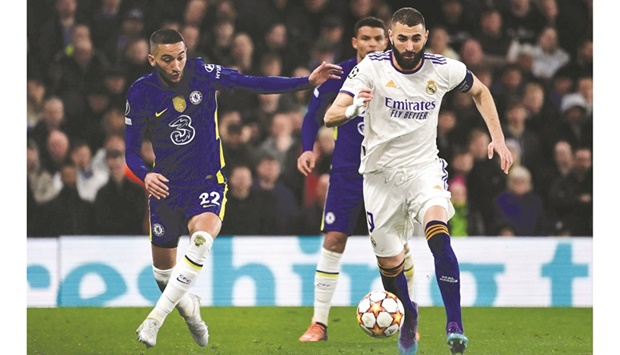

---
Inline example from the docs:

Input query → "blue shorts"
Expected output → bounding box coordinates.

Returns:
[322,170,365,235]
[149,181,227,248]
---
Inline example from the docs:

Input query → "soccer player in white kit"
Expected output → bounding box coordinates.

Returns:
[325,7,513,355]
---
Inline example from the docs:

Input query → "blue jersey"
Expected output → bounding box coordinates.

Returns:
[125,58,312,186]
[301,57,363,173]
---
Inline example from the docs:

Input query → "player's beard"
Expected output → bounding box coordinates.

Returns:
[154,63,183,87]
[392,46,425,71]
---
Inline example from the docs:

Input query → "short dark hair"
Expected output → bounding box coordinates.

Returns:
[149,28,184,52]
[392,7,426,29]
[353,16,386,36]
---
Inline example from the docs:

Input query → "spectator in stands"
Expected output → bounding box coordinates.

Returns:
[548,69,574,111]
[205,16,235,66]
[491,64,526,118]
[502,101,545,179]
[531,26,570,81]
[253,153,300,235]
[258,110,304,204]
[230,32,257,74]
[446,91,485,148]
[492,165,548,236]
[37,0,81,65]
[476,9,512,64]
[555,93,593,151]
[556,38,592,84]
[221,122,257,174]
[41,129,72,184]
[29,96,68,161]
[289,65,314,115]
[307,38,339,73]
[102,66,128,109]
[449,175,485,237]
[502,0,546,47]
[102,8,146,66]
[89,0,124,54]
[181,24,209,60]
[536,139,574,209]
[121,37,152,86]
[27,138,57,206]
[39,160,95,237]
[575,75,593,115]
[521,81,559,140]
[258,52,283,77]
[319,15,346,63]
[93,149,147,235]
[459,38,504,74]
[437,107,459,164]
[49,34,110,138]
[182,0,215,36]
[92,133,125,177]
[70,139,108,202]
[427,26,460,60]
[547,146,592,236]
[466,129,507,235]
[258,22,298,76]
[436,0,476,53]
[221,164,278,235]
[27,78,47,131]
[447,147,474,186]
[538,0,559,27]
[101,106,127,139]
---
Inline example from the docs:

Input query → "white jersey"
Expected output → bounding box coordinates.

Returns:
[340,50,472,174]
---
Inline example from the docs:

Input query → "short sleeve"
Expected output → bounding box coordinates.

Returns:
[339,56,374,98]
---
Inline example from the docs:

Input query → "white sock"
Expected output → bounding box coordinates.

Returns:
[152,266,195,318]
[403,243,415,298]
[313,248,343,326]
[148,232,213,323]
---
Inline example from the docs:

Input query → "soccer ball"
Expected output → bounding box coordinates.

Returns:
[356,290,405,338]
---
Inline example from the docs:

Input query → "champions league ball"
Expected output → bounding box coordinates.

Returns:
[356,290,405,338]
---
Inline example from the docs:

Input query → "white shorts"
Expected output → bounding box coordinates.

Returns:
[363,158,454,258]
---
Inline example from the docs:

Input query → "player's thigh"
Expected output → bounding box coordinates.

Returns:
[149,192,187,248]
[363,173,408,258]
[323,171,365,236]
[182,181,227,237]
[410,159,454,225]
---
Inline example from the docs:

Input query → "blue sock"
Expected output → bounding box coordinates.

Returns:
[379,260,418,325]
[426,220,463,333]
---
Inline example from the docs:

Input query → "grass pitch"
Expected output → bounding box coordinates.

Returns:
[27,306,592,354]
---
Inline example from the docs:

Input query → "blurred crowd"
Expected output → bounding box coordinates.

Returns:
[26,0,593,237]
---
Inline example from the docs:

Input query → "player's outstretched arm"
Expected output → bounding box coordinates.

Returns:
[324,88,372,127]
[308,61,344,86]
[468,75,514,174]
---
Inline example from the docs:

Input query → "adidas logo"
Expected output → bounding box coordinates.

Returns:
[385,80,396,88]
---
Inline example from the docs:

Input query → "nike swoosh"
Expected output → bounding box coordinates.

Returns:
[155,108,168,117]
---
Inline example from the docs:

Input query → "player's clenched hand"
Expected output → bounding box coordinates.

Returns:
[297,151,316,176]
[309,61,343,86]
[145,172,170,199]
[487,140,514,174]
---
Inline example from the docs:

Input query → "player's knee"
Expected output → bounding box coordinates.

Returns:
[153,266,172,292]
[185,231,214,265]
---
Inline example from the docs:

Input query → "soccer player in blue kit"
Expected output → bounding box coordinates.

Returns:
[125,28,342,348]
[297,16,418,342]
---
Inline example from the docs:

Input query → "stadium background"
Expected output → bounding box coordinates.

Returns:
[22,0,599,343]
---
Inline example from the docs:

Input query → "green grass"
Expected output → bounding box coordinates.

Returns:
[27,306,592,355]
